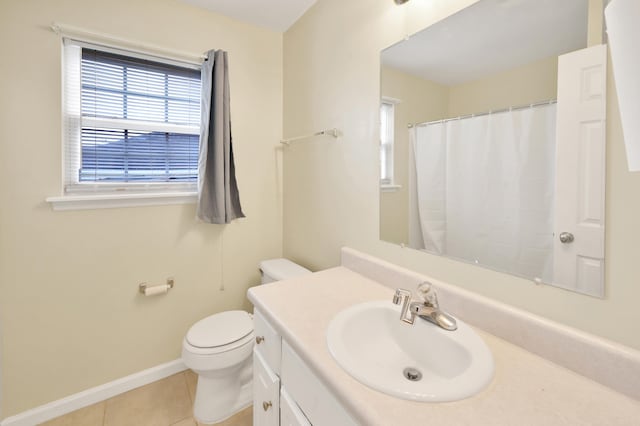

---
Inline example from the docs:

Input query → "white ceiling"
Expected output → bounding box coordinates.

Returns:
[382,0,589,86]
[180,0,317,32]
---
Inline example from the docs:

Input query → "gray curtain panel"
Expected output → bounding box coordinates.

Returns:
[197,50,245,224]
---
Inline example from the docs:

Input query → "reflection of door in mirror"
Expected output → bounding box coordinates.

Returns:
[553,44,607,298]
[379,0,606,297]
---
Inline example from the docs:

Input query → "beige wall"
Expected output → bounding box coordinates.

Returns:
[283,0,640,352]
[379,66,448,244]
[448,55,558,117]
[0,0,282,417]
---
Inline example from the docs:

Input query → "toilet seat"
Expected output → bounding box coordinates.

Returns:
[184,310,254,355]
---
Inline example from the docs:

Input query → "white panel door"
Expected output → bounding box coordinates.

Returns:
[253,349,280,426]
[553,44,607,297]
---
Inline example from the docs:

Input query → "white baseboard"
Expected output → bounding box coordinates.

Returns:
[0,359,187,426]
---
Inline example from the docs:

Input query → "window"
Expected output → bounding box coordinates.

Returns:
[380,100,395,185]
[62,40,201,194]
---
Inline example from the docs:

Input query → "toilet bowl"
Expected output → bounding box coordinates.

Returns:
[182,258,311,424]
[182,310,254,424]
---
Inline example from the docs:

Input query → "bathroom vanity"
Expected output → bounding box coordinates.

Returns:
[253,310,355,425]
[248,249,640,425]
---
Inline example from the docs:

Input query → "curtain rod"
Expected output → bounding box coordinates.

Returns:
[408,99,557,128]
[50,22,207,64]
[280,128,341,145]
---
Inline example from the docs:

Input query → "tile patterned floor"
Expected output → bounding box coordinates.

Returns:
[40,370,252,426]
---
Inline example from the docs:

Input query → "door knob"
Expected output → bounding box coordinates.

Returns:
[559,232,574,243]
[256,336,264,344]
[263,401,272,411]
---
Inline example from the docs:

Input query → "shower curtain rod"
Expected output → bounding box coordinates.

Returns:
[407,99,557,128]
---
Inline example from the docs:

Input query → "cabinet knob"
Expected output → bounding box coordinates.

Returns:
[263,401,272,411]
[256,336,265,344]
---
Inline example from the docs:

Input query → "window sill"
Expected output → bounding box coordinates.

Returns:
[381,184,402,193]
[46,191,197,211]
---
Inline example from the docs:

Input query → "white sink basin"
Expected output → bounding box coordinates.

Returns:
[326,300,494,402]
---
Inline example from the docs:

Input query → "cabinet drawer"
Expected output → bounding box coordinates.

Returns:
[254,309,282,374]
[253,349,280,426]
[281,341,356,426]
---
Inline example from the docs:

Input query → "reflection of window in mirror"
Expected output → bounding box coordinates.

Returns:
[380,98,399,190]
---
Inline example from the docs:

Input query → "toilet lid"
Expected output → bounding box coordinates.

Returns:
[186,311,253,348]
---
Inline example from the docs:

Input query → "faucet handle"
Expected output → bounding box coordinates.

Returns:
[392,288,411,305]
[417,282,438,307]
[392,288,415,324]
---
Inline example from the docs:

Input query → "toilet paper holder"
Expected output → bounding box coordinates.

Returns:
[139,278,174,295]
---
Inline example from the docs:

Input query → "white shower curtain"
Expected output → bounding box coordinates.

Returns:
[413,124,447,254]
[413,103,556,282]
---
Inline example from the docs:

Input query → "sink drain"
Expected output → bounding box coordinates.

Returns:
[403,367,422,381]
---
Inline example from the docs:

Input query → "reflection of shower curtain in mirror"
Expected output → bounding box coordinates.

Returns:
[413,103,556,282]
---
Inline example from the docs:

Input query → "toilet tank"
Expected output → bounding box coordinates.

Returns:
[259,258,311,284]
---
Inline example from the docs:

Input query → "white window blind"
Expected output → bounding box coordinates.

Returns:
[380,101,395,184]
[63,39,201,193]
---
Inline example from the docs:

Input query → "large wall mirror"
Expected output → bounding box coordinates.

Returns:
[380,0,607,297]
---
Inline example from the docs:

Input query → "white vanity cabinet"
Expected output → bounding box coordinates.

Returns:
[253,309,355,426]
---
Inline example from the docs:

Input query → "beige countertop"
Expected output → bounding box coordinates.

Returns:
[248,266,640,426]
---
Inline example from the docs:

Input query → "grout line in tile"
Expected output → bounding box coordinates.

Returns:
[182,371,194,405]
[175,371,195,426]
[175,371,196,426]
[168,417,192,426]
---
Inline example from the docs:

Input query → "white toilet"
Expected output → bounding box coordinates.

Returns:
[182,258,311,424]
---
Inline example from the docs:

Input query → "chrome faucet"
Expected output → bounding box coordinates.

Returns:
[392,282,457,331]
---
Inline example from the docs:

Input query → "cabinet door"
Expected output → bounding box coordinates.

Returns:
[253,349,280,426]
[281,341,357,425]
[280,388,311,426]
